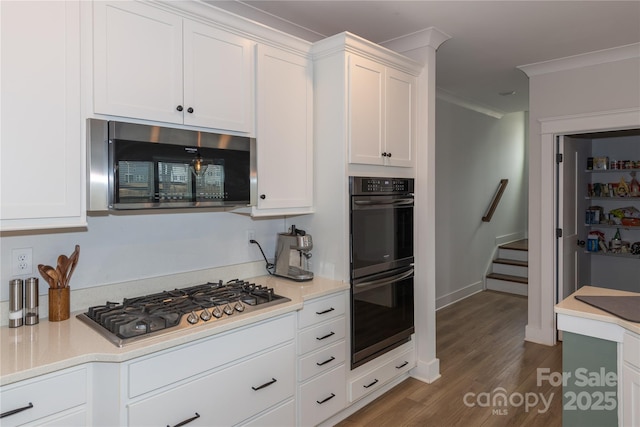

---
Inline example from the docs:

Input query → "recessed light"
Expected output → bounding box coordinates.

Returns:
[499,90,516,96]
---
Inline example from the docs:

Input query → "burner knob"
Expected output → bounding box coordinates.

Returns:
[187,311,199,324]
[223,304,234,316]
[200,308,212,321]
[234,301,245,312]
[212,306,223,319]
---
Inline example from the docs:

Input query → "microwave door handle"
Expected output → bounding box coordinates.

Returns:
[353,267,414,293]
[353,198,414,207]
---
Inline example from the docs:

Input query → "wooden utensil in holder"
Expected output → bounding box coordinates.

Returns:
[38,245,79,322]
[49,286,70,321]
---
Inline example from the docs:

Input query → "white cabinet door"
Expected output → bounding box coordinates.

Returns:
[622,363,640,427]
[385,67,416,168]
[348,55,385,166]
[93,1,183,124]
[93,2,253,133]
[254,44,313,213]
[0,0,85,231]
[183,20,254,132]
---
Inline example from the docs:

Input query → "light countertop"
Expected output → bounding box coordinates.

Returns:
[555,286,640,336]
[0,275,348,386]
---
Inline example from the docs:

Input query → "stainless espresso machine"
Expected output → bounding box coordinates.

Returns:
[274,225,313,281]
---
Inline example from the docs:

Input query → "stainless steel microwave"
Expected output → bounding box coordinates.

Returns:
[87,119,255,212]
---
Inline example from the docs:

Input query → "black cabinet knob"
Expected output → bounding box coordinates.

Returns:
[260,194,266,200]
[176,105,183,112]
[387,152,392,158]
[187,107,194,114]
[381,152,387,157]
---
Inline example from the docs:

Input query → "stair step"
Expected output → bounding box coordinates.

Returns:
[493,258,528,267]
[499,239,528,251]
[486,274,528,296]
[491,262,528,277]
[486,272,528,284]
[497,248,528,262]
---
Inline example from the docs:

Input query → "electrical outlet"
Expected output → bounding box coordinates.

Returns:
[247,230,256,245]
[11,248,33,276]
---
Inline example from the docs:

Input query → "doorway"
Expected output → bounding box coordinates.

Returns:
[533,108,640,346]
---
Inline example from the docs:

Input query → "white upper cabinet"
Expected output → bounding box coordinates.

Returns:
[93,1,254,134]
[348,54,417,168]
[252,44,313,215]
[0,1,85,231]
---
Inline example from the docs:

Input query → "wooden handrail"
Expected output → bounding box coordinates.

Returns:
[482,179,508,222]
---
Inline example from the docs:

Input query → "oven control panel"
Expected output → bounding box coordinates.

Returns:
[351,177,414,195]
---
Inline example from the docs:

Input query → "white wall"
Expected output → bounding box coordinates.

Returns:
[524,50,640,345]
[435,98,528,308]
[0,212,285,301]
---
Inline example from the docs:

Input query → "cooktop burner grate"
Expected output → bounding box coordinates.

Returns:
[76,279,290,347]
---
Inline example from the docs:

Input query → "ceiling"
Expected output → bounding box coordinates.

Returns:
[208,1,640,115]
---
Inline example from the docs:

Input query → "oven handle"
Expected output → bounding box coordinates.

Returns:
[353,267,414,293]
[353,198,414,207]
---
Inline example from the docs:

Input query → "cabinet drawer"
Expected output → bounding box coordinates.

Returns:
[299,365,347,427]
[298,293,346,329]
[624,331,640,369]
[240,399,295,427]
[349,348,415,402]
[128,314,294,397]
[299,340,346,382]
[298,316,346,355]
[0,367,87,427]
[128,343,295,427]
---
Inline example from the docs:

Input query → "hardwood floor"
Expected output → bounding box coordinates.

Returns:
[336,291,563,427]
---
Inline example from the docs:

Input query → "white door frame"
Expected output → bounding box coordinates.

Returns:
[535,108,640,345]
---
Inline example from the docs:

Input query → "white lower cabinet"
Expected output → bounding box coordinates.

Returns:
[127,343,295,426]
[0,366,88,427]
[296,292,348,426]
[349,345,415,403]
[122,314,296,426]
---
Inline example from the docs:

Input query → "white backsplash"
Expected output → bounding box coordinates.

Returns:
[1,210,289,325]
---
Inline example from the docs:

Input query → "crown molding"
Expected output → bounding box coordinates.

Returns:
[380,27,451,54]
[311,31,423,75]
[518,43,640,77]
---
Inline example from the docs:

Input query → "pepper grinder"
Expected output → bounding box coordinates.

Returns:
[9,279,23,328]
[24,277,39,325]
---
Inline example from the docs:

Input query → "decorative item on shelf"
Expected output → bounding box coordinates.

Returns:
[37,245,79,322]
[631,242,640,256]
[609,228,623,253]
[629,171,640,197]
[593,156,609,170]
[616,177,630,197]
[587,157,593,170]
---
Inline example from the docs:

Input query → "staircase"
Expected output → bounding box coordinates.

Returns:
[486,239,528,296]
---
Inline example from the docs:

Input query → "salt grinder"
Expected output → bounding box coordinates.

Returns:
[25,277,39,325]
[9,279,23,328]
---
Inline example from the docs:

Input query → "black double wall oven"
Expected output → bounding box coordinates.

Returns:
[349,177,415,369]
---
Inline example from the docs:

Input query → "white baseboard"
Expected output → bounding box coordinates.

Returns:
[436,281,484,310]
[411,357,441,384]
[525,324,555,346]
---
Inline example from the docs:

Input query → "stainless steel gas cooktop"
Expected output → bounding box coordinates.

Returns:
[76,279,290,347]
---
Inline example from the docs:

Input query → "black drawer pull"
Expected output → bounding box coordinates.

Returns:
[316,331,335,341]
[363,379,379,389]
[396,361,409,369]
[317,393,336,404]
[316,356,336,366]
[168,412,200,427]
[252,378,277,391]
[316,307,335,315]
[1,402,33,418]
